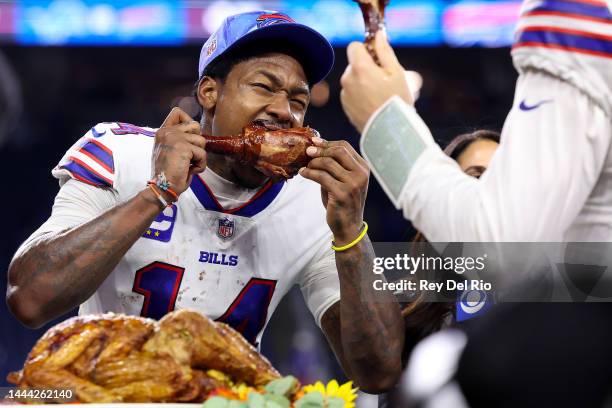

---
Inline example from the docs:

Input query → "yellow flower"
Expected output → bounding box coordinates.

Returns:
[232,383,257,400]
[302,380,358,408]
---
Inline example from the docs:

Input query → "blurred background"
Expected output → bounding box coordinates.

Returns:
[0,0,517,403]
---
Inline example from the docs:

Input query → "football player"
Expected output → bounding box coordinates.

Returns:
[7,11,404,392]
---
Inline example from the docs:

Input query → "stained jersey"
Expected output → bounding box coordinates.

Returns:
[48,122,340,346]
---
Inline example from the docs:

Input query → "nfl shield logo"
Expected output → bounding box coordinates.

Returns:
[206,36,217,56]
[217,217,235,240]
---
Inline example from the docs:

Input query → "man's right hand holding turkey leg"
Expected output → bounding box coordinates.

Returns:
[151,107,206,203]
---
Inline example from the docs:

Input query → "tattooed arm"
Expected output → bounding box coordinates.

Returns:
[7,188,169,328]
[7,108,206,328]
[300,139,404,393]
[322,238,403,393]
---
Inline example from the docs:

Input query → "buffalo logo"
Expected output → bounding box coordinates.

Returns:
[217,217,235,240]
[256,13,295,28]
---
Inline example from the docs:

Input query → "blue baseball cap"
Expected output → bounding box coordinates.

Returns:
[198,11,334,85]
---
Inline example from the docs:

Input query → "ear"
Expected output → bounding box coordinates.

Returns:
[197,76,219,111]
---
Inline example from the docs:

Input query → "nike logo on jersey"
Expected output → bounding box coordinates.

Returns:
[199,251,239,266]
[519,99,552,111]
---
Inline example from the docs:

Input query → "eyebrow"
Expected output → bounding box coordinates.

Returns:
[463,165,487,178]
[252,69,310,97]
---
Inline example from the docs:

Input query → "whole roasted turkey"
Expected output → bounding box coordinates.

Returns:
[203,123,319,179]
[7,310,280,403]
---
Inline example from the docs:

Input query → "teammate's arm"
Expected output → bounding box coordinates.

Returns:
[299,139,404,393]
[7,108,206,328]
[340,31,611,241]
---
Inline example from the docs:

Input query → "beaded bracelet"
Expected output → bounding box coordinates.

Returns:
[148,181,179,202]
[148,183,170,208]
[149,171,179,201]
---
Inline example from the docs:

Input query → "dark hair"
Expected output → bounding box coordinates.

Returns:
[443,129,501,160]
[413,129,500,244]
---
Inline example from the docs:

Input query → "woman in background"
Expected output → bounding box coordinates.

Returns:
[382,129,500,408]
[411,130,501,245]
[444,130,500,178]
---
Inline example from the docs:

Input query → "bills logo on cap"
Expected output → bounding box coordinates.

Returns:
[217,217,235,240]
[197,10,334,85]
[256,13,295,28]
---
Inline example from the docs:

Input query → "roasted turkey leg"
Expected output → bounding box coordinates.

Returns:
[203,124,319,179]
[354,0,390,65]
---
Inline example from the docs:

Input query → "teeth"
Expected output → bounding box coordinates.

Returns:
[252,121,289,131]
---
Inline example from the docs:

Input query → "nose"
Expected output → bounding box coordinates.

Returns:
[265,94,293,124]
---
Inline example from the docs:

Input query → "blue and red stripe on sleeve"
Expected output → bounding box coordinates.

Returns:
[523,0,612,23]
[77,139,115,174]
[59,157,114,187]
[58,137,115,188]
[515,27,612,58]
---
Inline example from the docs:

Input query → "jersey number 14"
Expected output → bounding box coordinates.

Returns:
[132,261,276,344]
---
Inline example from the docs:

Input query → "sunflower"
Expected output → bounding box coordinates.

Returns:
[232,383,258,400]
[301,380,358,408]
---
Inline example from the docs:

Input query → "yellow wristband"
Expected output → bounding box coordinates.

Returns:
[331,222,369,252]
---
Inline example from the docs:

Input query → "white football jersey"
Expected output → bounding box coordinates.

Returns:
[48,122,340,346]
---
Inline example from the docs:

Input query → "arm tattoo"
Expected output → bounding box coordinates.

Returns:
[7,189,162,326]
[321,235,404,392]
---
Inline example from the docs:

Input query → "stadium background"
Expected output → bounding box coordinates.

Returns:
[0,0,517,403]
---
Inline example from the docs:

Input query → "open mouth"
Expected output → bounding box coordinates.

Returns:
[251,119,290,131]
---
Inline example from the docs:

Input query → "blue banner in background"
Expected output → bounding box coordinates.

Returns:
[278,0,444,45]
[15,0,185,45]
[6,0,521,46]
[443,1,520,47]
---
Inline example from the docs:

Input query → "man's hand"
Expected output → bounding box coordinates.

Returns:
[299,137,369,246]
[304,134,405,392]
[340,31,413,133]
[152,107,207,196]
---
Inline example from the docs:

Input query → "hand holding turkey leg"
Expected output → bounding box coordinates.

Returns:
[152,107,207,198]
[353,0,389,64]
[204,125,318,179]
[299,138,369,244]
[340,31,413,133]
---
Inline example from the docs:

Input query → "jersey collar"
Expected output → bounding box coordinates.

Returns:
[190,174,285,217]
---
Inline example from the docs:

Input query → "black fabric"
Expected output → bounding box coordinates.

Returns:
[457,303,612,408]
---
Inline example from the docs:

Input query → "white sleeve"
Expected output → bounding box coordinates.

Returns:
[299,238,341,327]
[361,71,611,242]
[21,179,120,248]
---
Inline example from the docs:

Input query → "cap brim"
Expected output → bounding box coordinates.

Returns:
[218,23,334,85]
